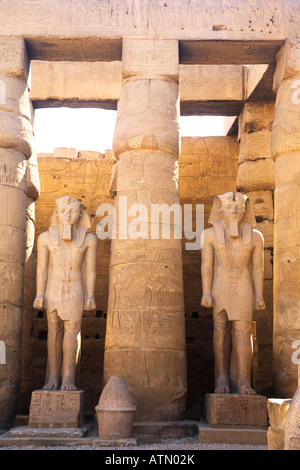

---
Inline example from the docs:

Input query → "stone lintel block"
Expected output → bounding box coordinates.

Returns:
[179,64,244,102]
[274,40,300,92]
[28,390,85,428]
[30,60,122,103]
[0,37,29,80]
[122,39,178,80]
[204,394,268,427]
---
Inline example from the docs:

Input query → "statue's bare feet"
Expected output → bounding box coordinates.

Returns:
[215,377,230,394]
[43,375,60,390]
[238,380,257,395]
[61,377,77,391]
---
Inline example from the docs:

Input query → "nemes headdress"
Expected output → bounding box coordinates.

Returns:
[49,196,91,247]
[208,192,256,245]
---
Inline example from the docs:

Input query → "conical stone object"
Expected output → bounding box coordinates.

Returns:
[95,376,136,438]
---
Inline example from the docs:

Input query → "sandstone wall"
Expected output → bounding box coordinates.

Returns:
[23,137,241,418]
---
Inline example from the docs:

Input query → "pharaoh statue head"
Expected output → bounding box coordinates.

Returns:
[49,196,91,246]
[208,192,256,243]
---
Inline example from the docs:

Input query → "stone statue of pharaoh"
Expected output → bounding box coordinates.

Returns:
[201,192,265,395]
[33,196,97,391]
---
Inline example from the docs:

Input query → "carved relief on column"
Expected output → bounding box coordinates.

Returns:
[271,40,300,397]
[0,37,33,429]
[104,39,187,421]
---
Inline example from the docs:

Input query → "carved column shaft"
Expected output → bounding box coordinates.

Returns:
[272,40,300,397]
[103,39,187,421]
[0,38,33,428]
[236,101,275,394]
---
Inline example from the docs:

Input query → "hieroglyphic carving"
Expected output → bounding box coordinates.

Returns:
[0,159,27,190]
[0,44,19,68]
[123,39,178,77]
[205,394,268,427]
[28,390,84,428]
[0,0,284,36]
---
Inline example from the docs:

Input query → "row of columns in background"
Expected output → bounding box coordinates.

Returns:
[0,36,299,429]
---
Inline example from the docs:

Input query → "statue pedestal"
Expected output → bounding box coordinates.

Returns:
[205,393,268,427]
[199,394,268,446]
[28,390,85,428]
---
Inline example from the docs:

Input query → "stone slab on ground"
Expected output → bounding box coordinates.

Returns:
[0,420,199,447]
[205,394,268,427]
[0,420,269,448]
[198,422,268,446]
[0,426,93,448]
[8,426,88,438]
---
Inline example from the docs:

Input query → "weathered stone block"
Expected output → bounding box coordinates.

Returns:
[123,39,178,79]
[238,102,275,136]
[237,159,275,192]
[28,390,85,428]
[0,37,29,79]
[204,394,268,427]
[238,130,272,163]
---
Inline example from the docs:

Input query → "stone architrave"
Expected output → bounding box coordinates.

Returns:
[103,39,187,422]
[271,39,300,397]
[33,196,97,392]
[201,192,265,396]
[0,37,33,430]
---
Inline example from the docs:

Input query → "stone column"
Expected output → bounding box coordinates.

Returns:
[236,101,275,395]
[18,151,40,413]
[0,38,33,429]
[271,40,300,397]
[103,39,187,421]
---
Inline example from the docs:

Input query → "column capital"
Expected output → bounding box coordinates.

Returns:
[122,38,178,81]
[0,37,29,80]
[273,40,300,92]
